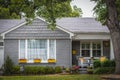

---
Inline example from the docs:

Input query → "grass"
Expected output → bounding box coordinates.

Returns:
[0,74,101,80]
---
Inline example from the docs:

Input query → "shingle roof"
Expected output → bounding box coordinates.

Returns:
[0,18,110,34]
[56,17,109,33]
[0,19,25,33]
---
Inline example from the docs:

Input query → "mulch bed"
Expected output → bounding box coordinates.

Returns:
[101,74,120,80]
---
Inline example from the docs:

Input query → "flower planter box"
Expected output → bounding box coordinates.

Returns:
[19,59,27,63]
[48,59,56,63]
[34,59,41,63]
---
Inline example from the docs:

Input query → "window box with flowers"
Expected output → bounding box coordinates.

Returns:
[34,59,41,63]
[48,59,56,63]
[19,59,27,63]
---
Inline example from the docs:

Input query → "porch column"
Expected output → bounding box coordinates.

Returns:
[110,38,114,60]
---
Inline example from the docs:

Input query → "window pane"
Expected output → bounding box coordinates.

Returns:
[82,50,90,57]
[82,44,85,49]
[86,43,90,49]
[39,40,47,61]
[49,40,55,59]
[93,44,96,49]
[93,50,101,57]
[20,40,25,59]
[97,44,101,49]
[0,42,3,46]
[27,40,47,61]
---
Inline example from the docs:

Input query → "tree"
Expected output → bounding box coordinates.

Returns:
[91,0,120,74]
[0,0,82,29]
[3,56,14,75]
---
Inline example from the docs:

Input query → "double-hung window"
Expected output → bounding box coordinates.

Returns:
[19,39,56,63]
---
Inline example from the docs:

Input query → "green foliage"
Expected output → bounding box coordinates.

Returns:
[3,56,14,75]
[93,59,115,69]
[93,67,115,74]
[93,60,101,69]
[91,0,120,24]
[87,66,93,74]
[102,60,115,67]
[93,59,115,74]
[24,66,56,75]
[0,0,82,30]
[12,66,20,74]
[45,66,55,74]
[55,66,62,73]
[24,66,39,74]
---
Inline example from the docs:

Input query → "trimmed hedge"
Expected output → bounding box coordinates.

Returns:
[55,66,62,73]
[24,66,62,75]
[93,67,115,74]
[93,60,115,68]
[12,66,20,74]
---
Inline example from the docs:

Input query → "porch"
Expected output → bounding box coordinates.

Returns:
[72,40,111,67]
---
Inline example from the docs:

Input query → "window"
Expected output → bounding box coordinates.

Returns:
[80,41,102,57]
[0,42,3,46]
[19,39,56,62]
[81,42,90,57]
[92,42,101,57]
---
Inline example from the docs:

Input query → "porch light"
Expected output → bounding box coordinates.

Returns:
[100,56,106,62]
[72,50,76,55]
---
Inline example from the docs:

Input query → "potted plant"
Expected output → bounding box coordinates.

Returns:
[34,58,41,63]
[19,59,27,63]
[48,59,56,63]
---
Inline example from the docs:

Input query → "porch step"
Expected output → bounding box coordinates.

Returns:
[79,68,87,74]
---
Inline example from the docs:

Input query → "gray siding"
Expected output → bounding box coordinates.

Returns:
[56,39,72,67]
[5,18,70,39]
[4,39,72,67]
[4,40,19,64]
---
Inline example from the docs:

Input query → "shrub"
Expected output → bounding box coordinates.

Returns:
[93,59,115,68]
[93,67,115,74]
[24,66,34,74]
[45,66,54,74]
[102,60,115,67]
[3,56,14,75]
[87,69,93,74]
[109,60,115,67]
[39,66,46,74]
[93,60,101,69]
[12,66,20,74]
[55,66,62,73]
[24,66,55,75]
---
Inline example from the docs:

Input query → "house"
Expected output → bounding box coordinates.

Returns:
[0,17,114,68]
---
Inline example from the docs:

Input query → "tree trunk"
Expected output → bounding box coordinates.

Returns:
[105,0,120,74]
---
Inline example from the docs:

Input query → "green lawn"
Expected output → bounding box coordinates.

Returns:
[0,74,101,80]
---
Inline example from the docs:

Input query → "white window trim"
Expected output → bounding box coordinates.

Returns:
[19,39,56,63]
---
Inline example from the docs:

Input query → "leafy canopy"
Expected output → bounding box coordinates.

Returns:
[0,0,82,30]
[91,0,120,25]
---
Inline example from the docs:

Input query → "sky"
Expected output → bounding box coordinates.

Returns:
[71,0,96,17]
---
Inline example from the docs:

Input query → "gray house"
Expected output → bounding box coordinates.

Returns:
[0,17,114,68]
